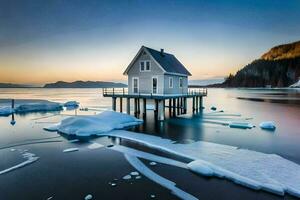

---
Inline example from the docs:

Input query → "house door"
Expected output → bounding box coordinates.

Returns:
[152,77,158,94]
[133,78,139,94]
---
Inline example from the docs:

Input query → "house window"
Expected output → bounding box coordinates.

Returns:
[146,61,150,71]
[140,61,151,72]
[140,61,145,71]
[169,77,173,88]
[179,77,183,88]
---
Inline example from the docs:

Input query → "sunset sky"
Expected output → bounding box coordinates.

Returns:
[0,0,300,85]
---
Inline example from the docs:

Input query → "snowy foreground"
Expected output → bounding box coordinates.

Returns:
[44,111,300,198]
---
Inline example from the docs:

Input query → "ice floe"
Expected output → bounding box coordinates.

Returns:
[15,102,63,113]
[63,101,79,107]
[105,130,300,198]
[43,113,300,197]
[0,106,14,116]
[259,121,276,131]
[63,148,79,153]
[229,122,253,129]
[122,174,132,180]
[84,194,93,200]
[44,111,143,136]
[0,151,39,175]
[88,143,104,150]
[125,154,198,200]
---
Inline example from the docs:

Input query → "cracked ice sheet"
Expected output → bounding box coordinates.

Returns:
[104,130,300,197]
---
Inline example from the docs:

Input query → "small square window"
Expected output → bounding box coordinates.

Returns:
[146,61,150,71]
[140,62,145,71]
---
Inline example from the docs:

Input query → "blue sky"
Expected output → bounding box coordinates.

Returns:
[0,0,300,84]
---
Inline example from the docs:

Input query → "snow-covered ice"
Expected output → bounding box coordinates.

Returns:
[84,194,93,200]
[229,122,253,129]
[0,151,39,175]
[63,148,79,153]
[125,154,198,200]
[122,175,132,180]
[43,112,300,197]
[88,143,104,150]
[130,171,139,176]
[0,106,14,116]
[289,79,300,88]
[260,121,276,131]
[44,111,143,136]
[105,130,300,197]
[15,102,63,113]
[63,101,79,107]
[149,162,157,166]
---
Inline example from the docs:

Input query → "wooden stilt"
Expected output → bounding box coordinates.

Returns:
[169,99,172,117]
[192,97,195,113]
[172,98,176,116]
[184,97,187,114]
[143,98,146,117]
[112,97,116,111]
[158,100,165,121]
[120,97,123,112]
[126,98,130,114]
[134,98,137,115]
[177,98,180,115]
[137,98,140,114]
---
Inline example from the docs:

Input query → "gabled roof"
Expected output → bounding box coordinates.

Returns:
[123,46,192,76]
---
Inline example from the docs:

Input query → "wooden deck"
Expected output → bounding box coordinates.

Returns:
[102,88,207,99]
[102,88,207,121]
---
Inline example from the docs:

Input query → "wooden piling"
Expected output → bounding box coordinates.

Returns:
[120,98,123,112]
[11,99,15,109]
[143,98,147,117]
[126,98,130,114]
[172,98,176,116]
[112,97,117,111]
[157,100,165,121]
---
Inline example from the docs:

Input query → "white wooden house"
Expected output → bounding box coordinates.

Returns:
[123,46,191,95]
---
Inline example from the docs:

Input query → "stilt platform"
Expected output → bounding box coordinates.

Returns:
[103,88,207,121]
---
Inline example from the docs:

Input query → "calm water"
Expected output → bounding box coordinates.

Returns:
[0,88,300,200]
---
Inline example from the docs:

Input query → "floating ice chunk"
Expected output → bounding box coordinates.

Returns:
[289,79,300,88]
[122,175,132,180]
[15,102,63,113]
[229,122,253,129]
[110,145,187,169]
[150,194,156,198]
[259,121,276,131]
[130,171,139,176]
[0,106,14,116]
[102,130,300,198]
[125,155,198,200]
[187,160,214,176]
[0,151,39,175]
[135,176,142,179]
[149,162,157,166]
[84,194,93,200]
[88,143,104,150]
[63,148,79,153]
[10,148,16,152]
[47,196,53,200]
[64,101,79,107]
[146,104,155,110]
[43,111,143,136]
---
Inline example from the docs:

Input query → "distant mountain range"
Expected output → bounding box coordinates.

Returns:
[43,81,127,88]
[0,83,35,88]
[222,40,300,87]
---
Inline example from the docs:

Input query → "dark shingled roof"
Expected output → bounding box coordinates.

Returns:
[144,46,192,76]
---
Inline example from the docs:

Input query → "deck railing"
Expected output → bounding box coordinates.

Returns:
[102,87,207,97]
